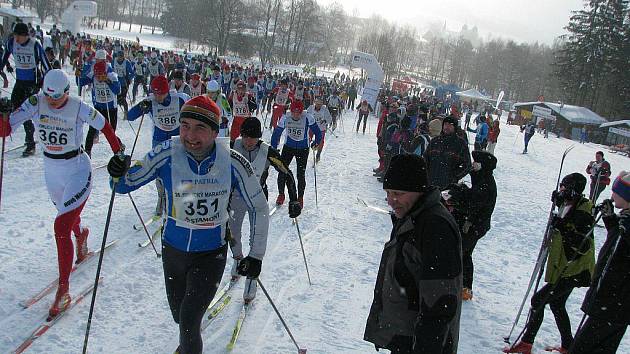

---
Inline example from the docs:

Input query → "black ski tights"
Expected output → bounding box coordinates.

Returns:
[522,280,576,349]
[163,243,227,354]
[357,112,368,133]
[278,146,309,198]
[85,107,117,156]
[462,234,479,289]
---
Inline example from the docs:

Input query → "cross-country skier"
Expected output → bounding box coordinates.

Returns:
[0,69,123,318]
[571,171,630,354]
[229,117,301,302]
[112,50,135,119]
[307,97,331,163]
[521,120,536,154]
[0,22,52,157]
[127,75,190,217]
[205,79,232,138]
[107,95,268,354]
[169,70,192,96]
[327,91,343,131]
[356,99,373,134]
[80,60,120,156]
[147,51,165,86]
[270,78,292,129]
[505,173,595,354]
[188,73,205,97]
[132,52,149,102]
[227,80,257,141]
[271,100,322,207]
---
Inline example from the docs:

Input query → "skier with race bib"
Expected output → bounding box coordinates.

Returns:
[206,79,232,138]
[80,60,121,157]
[106,95,268,354]
[227,80,257,141]
[270,78,292,129]
[0,22,51,157]
[307,97,332,163]
[127,75,190,217]
[0,69,124,319]
[271,100,322,208]
[112,50,135,118]
[229,117,301,303]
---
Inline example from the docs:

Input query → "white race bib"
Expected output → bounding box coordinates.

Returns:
[36,96,80,154]
[93,80,114,103]
[152,94,180,131]
[285,116,306,142]
[170,137,232,229]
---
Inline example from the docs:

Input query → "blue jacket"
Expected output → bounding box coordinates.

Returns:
[80,64,121,110]
[271,112,322,150]
[127,92,189,146]
[468,122,488,143]
[1,37,50,81]
[112,139,269,254]
[113,59,135,87]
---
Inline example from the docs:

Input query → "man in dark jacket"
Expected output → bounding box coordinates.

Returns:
[364,154,462,354]
[424,115,471,190]
[446,150,497,300]
[506,173,595,354]
[571,171,630,354]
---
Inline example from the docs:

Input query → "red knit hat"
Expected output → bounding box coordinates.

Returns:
[180,96,221,130]
[290,100,304,113]
[93,61,107,76]
[151,76,169,95]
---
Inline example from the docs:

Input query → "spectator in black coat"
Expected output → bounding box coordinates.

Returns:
[571,171,630,354]
[364,154,462,354]
[446,150,497,300]
[424,115,472,190]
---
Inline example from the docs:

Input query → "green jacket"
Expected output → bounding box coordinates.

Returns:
[545,197,595,285]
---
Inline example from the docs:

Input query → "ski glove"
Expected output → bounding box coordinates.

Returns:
[551,190,564,206]
[598,199,615,218]
[0,97,12,114]
[236,256,262,278]
[107,154,131,178]
[6,66,13,74]
[288,200,302,218]
[310,141,318,150]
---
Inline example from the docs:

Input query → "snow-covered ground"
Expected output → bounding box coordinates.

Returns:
[1,27,630,354]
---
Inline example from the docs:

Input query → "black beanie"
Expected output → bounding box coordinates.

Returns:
[240,117,262,138]
[443,115,458,127]
[383,154,429,192]
[472,150,497,171]
[14,23,28,36]
[561,173,587,194]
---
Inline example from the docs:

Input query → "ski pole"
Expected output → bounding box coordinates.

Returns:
[293,218,312,286]
[82,174,121,354]
[0,113,6,213]
[129,113,145,158]
[256,279,307,354]
[312,151,318,208]
[127,193,161,258]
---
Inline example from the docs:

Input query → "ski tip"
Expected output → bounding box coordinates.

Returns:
[298,349,307,354]
[226,343,235,351]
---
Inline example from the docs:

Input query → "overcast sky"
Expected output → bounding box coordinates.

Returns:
[320,0,586,45]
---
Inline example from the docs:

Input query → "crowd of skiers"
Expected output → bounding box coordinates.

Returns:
[363,87,630,354]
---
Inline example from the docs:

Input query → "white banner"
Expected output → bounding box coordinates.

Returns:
[350,51,384,109]
[610,127,630,138]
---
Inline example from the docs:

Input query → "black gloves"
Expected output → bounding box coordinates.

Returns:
[139,98,151,111]
[551,190,564,206]
[550,215,566,232]
[288,200,302,218]
[236,256,262,278]
[310,141,318,150]
[107,153,131,178]
[6,65,13,74]
[598,199,615,218]
[0,97,12,113]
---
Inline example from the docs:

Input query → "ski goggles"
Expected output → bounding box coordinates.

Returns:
[43,85,70,100]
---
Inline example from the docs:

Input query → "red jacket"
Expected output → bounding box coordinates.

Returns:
[586,160,611,185]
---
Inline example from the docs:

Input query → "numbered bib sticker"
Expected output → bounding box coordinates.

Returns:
[287,127,304,141]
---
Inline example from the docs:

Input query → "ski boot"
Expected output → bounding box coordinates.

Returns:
[75,227,90,264]
[544,345,568,353]
[48,284,71,319]
[462,287,473,301]
[503,341,533,354]
[276,194,285,206]
[230,258,241,282]
[22,144,36,157]
[243,277,257,304]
